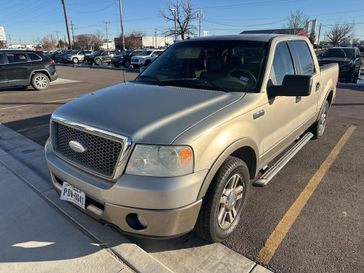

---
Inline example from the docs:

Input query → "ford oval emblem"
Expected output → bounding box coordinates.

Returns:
[69,140,87,153]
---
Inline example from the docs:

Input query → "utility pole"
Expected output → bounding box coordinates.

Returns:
[197,9,203,37]
[317,23,322,45]
[70,21,75,48]
[55,31,60,44]
[170,8,177,42]
[103,21,110,49]
[118,0,126,51]
[61,0,72,49]
[154,28,157,48]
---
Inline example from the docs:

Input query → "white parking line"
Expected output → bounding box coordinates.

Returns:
[50,78,79,85]
[0,97,76,111]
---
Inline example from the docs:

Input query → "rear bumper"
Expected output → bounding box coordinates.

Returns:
[50,72,58,82]
[45,140,206,237]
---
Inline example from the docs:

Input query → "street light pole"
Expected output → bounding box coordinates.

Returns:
[103,21,110,49]
[170,8,177,43]
[118,0,126,51]
[60,0,72,49]
[197,9,203,37]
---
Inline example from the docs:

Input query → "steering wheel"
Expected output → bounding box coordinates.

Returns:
[227,68,257,88]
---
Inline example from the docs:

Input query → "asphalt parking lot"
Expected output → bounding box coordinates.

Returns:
[1,66,363,273]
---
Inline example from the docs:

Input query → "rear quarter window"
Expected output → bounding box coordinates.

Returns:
[289,40,315,76]
[28,53,42,61]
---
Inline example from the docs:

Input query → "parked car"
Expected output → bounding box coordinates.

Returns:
[62,50,92,64]
[0,50,57,90]
[53,50,73,63]
[131,49,164,68]
[318,47,362,83]
[92,50,120,65]
[45,35,338,242]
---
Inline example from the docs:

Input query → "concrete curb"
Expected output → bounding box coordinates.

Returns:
[0,124,173,273]
[0,123,274,273]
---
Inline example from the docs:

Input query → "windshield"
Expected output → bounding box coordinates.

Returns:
[136,40,268,92]
[322,48,354,58]
[137,50,153,56]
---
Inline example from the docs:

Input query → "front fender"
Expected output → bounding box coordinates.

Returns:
[197,138,259,200]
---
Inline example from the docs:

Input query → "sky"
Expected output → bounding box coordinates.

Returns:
[0,0,363,44]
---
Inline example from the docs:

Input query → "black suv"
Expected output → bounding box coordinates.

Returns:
[92,50,120,65]
[0,50,57,90]
[318,47,362,83]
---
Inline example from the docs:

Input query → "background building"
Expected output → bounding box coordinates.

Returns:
[0,26,6,41]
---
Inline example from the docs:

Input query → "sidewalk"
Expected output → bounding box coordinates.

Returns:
[0,162,131,273]
[0,123,272,273]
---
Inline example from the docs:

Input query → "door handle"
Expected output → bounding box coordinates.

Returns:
[315,82,320,92]
[253,109,265,119]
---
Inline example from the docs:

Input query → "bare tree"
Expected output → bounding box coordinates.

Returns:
[38,35,58,51]
[0,41,6,49]
[123,32,144,49]
[287,10,308,34]
[74,32,103,50]
[161,0,198,40]
[326,23,354,46]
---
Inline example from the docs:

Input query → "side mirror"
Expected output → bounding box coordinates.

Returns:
[268,75,312,98]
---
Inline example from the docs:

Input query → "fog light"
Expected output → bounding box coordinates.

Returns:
[125,213,147,230]
[137,215,148,228]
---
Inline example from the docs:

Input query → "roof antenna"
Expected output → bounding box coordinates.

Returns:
[122,67,126,83]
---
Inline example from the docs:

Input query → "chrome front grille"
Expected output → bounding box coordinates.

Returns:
[52,121,125,178]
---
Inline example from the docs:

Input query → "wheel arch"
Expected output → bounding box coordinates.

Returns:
[197,139,258,200]
[29,70,51,83]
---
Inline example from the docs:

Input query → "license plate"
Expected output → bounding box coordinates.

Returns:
[60,182,86,209]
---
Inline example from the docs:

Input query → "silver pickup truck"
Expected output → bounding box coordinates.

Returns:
[45,34,338,242]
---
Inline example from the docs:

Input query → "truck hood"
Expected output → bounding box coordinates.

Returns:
[52,82,244,144]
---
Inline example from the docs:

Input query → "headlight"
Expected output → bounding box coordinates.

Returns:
[126,145,194,177]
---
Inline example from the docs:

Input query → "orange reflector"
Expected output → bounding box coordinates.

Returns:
[179,148,192,165]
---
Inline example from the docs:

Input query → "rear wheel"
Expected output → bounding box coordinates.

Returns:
[195,156,250,242]
[353,70,359,83]
[31,73,50,90]
[124,60,130,68]
[311,100,329,139]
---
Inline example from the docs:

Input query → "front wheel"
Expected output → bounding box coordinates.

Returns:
[94,58,102,65]
[31,73,50,90]
[72,57,79,64]
[195,156,250,242]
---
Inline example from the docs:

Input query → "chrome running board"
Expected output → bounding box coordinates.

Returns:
[254,132,313,186]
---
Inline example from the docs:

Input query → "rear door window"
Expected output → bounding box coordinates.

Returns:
[28,53,42,61]
[6,53,28,63]
[288,40,315,75]
[269,42,295,86]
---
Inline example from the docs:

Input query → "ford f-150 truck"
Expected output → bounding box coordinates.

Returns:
[45,34,338,242]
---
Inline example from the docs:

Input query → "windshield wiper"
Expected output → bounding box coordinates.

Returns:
[160,78,229,92]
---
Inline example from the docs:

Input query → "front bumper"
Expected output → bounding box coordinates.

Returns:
[45,140,206,237]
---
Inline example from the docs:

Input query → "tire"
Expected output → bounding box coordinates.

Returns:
[353,70,359,83]
[94,58,102,65]
[195,156,250,242]
[345,71,354,83]
[31,73,50,90]
[311,100,329,139]
[133,64,140,69]
[124,60,130,68]
[72,57,79,64]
